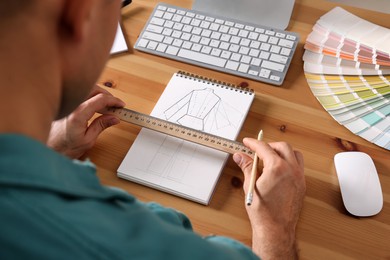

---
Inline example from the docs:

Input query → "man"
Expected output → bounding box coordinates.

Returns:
[0,1,306,259]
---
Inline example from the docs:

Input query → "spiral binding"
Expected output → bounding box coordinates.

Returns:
[177,71,254,95]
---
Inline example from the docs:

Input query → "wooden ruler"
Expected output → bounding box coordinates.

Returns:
[107,107,254,157]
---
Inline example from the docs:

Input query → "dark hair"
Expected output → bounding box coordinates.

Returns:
[0,1,34,19]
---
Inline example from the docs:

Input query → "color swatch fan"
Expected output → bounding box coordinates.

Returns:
[303,7,390,150]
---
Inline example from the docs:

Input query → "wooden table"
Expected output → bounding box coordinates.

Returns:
[89,0,390,259]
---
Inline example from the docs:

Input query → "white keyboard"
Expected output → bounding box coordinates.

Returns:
[135,3,299,86]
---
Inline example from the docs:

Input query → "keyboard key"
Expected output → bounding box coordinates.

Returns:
[255,28,265,33]
[201,29,212,37]
[262,60,285,72]
[231,53,241,61]
[173,39,183,47]
[201,46,212,54]
[220,42,230,50]
[231,36,240,44]
[248,32,259,40]
[182,17,191,24]
[270,53,288,64]
[281,47,291,56]
[172,30,182,38]
[219,25,229,33]
[191,43,202,52]
[270,75,281,81]
[239,47,249,55]
[162,28,173,36]
[183,25,193,33]
[238,63,249,73]
[229,28,239,36]
[163,37,174,44]
[251,58,262,66]
[143,31,164,42]
[154,10,164,18]
[221,34,231,42]
[137,39,149,48]
[191,19,201,27]
[206,17,215,22]
[172,14,183,22]
[200,21,210,28]
[182,41,192,49]
[260,43,271,51]
[250,41,260,49]
[200,37,211,45]
[286,35,296,41]
[186,12,195,17]
[226,60,239,70]
[260,69,271,78]
[221,51,231,59]
[211,48,222,56]
[241,55,251,64]
[181,33,191,41]
[164,21,174,28]
[268,36,279,45]
[166,46,179,55]
[229,44,239,52]
[270,45,281,54]
[156,43,168,52]
[178,49,226,67]
[210,40,220,48]
[278,39,294,48]
[259,51,270,60]
[163,12,173,20]
[210,23,220,31]
[192,27,202,35]
[258,34,269,42]
[249,49,260,57]
[150,17,165,26]
[211,32,221,39]
[145,41,157,50]
[248,70,259,76]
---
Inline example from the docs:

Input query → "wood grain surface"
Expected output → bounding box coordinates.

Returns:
[87,0,390,259]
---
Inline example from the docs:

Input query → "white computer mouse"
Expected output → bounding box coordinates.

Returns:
[334,152,383,217]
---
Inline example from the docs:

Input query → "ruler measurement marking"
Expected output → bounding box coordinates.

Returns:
[108,107,253,157]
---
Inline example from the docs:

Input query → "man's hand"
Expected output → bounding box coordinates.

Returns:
[233,139,306,260]
[47,85,126,159]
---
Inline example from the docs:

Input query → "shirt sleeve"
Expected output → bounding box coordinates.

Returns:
[142,201,260,260]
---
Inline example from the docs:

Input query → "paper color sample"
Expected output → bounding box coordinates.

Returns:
[303,7,390,150]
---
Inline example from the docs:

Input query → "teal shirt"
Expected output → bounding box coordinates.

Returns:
[0,134,259,260]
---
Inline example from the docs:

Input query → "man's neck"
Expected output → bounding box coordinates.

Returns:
[0,21,60,144]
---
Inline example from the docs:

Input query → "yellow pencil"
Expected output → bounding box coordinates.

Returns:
[245,130,263,206]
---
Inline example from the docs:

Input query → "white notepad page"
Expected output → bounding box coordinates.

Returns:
[110,24,128,54]
[117,72,254,204]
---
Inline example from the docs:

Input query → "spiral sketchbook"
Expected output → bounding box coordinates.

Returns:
[117,71,254,204]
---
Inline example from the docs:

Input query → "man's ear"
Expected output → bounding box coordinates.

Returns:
[61,0,95,41]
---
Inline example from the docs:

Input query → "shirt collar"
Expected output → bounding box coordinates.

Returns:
[0,134,134,202]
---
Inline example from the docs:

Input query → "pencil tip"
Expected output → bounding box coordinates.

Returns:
[258,130,263,140]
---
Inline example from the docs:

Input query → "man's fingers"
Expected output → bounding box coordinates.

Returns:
[84,115,120,145]
[76,93,126,122]
[233,153,254,192]
[86,85,112,99]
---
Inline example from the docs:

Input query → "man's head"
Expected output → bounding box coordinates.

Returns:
[57,0,122,119]
[0,0,122,119]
